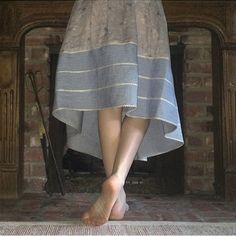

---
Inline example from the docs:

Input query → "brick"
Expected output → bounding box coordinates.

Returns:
[24,133,30,148]
[23,27,65,194]
[41,74,50,89]
[38,89,49,105]
[185,150,201,161]
[181,35,211,45]
[41,106,49,119]
[185,162,204,176]
[31,47,48,60]
[25,63,49,76]
[45,34,64,45]
[24,120,39,133]
[23,178,47,193]
[24,48,31,61]
[185,28,210,34]
[24,121,31,133]
[187,135,205,146]
[27,27,51,36]
[25,90,36,103]
[202,76,213,88]
[185,47,203,61]
[204,162,214,176]
[207,151,214,161]
[30,136,41,147]
[30,163,46,178]
[183,76,202,88]
[206,105,214,117]
[26,27,65,38]
[185,62,212,74]
[185,150,214,162]
[185,177,214,194]
[168,34,179,44]
[185,178,203,193]
[184,184,192,194]
[205,121,214,132]
[187,133,214,147]
[205,133,214,146]
[185,150,202,161]
[25,37,47,46]
[30,104,39,116]
[202,48,212,61]
[185,120,213,132]
[183,104,206,118]
[24,147,44,161]
[185,90,212,103]
[24,162,31,177]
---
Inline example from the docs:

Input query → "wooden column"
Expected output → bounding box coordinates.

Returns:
[221,2,236,201]
[0,49,23,198]
[223,48,236,200]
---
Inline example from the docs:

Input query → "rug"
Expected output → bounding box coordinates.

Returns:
[0,221,235,235]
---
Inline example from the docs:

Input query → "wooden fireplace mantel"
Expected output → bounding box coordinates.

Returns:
[0,1,236,200]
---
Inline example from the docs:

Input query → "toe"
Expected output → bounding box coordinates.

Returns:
[81,211,89,219]
[81,213,91,225]
[85,217,92,225]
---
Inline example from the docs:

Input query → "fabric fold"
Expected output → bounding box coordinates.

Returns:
[53,0,184,161]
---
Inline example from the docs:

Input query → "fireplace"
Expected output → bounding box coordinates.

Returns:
[23,25,217,196]
[24,28,185,195]
[0,0,236,200]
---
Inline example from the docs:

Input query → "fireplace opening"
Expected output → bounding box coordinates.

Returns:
[24,27,214,195]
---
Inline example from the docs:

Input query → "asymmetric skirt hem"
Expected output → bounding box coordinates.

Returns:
[52,0,184,161]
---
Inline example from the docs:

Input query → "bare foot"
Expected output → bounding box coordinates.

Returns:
[110,187,129,220]
[81,174,122,226]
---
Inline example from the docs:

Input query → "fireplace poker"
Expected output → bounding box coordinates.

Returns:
[40,134,52,195]
[26,70,65,196]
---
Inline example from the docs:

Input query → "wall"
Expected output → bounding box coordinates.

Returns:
[169,28,214,194]
[24,27,65,192]
[24,27,214,194]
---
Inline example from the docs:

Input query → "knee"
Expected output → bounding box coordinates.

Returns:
[98,107,122,119]
[125,116,150,129]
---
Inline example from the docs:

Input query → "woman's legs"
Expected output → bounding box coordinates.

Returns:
[97,107,122,177]
[111,116,150,185]
[97,107,128,219]
[81,107,150,226]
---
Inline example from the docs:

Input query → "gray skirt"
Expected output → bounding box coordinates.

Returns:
[53,0,184,161]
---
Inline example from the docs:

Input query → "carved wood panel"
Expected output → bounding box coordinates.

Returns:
[226,89,236,168]
[0,52,17,166]
[227,2,236,42]
[0,3,19,41]
[0,1,73,45]
[225,174,236,201]
[224,50,236,88]
[0,51,19,198]
[223,49,236,201]
[0,169,18,199]
[0,89,15,164]
[223,50,236,167]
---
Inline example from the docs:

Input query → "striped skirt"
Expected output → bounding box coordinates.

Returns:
[53,0,184,161]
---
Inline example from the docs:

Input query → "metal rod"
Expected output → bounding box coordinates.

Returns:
[40,134,52,196]
[27,70,65,195]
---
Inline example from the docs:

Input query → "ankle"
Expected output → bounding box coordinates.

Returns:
[112,173,125,187]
